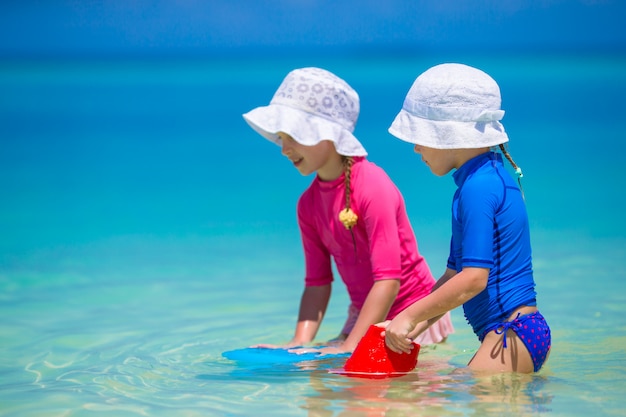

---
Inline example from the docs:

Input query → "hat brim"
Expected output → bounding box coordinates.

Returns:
[243,104,367,157]
[388,109,508,149]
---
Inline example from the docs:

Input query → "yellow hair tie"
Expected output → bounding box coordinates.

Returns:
[339,208,358,229]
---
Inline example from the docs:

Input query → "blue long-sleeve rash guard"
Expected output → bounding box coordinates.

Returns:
[447,152,537,338]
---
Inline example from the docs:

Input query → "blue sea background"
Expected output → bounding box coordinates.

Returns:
[1,2,626,416]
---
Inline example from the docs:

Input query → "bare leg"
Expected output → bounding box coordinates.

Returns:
[468,328,534,374]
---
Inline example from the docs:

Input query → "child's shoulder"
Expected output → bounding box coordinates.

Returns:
[353,158,390,180]
[353,158,401,199]
[463,169,502,192]
[460,163,513,207]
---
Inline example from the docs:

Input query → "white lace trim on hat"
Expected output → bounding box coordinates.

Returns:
[403,99,505,123]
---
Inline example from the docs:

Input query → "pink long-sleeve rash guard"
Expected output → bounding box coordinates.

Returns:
[297,157,435,319]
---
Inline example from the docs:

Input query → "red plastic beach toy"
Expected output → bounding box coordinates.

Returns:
[341,324,420,378]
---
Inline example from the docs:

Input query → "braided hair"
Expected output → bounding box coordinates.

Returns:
[338,156,358,253]
[498,144,525,199]
[343,157,354,212]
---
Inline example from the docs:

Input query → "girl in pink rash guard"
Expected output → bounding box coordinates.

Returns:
[243,67,453,354]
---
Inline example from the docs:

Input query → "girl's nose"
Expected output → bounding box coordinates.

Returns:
[413,144,423,154]
[281,140,291,156]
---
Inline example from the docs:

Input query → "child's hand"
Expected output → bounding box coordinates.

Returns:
[381,317,416,354]
[288,345,349,355]
[250,340,303,349]
[249,343,285,349]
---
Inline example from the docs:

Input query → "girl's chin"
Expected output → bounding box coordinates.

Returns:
[295,166,313,176]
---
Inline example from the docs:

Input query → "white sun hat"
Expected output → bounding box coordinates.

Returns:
[243,67,367,156]
[389,63,509,149]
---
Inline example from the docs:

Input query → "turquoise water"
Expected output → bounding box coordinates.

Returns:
[1,51,625,416]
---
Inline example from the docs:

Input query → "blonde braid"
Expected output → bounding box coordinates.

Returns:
[338,157,358,255]
[338,157,358,229]
[499,144,525,200]
[344,157,353,209]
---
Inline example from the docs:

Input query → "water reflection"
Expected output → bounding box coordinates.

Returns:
[301,357,553,416]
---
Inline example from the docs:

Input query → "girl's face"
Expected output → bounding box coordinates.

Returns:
[413,144,457,176]
[278,132,343,180]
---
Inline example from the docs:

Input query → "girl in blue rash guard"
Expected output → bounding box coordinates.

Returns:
[382,63,551,373]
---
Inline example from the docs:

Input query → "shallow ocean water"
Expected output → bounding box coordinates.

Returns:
[1,51,625,416]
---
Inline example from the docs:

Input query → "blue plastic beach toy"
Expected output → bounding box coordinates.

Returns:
[222,347,349,364]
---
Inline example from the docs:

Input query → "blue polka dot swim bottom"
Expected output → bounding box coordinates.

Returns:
[484,311,551,372]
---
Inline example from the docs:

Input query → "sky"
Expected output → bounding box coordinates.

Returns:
[0,0,624,58]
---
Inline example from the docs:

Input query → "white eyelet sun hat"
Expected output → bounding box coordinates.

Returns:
[389,63,509,149]
[243,67,367,156]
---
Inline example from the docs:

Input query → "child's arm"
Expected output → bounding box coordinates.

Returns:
[433,268,458,291]
[384,267,488,353]
[404,268,457,338]
[340,279,400,352]
[252,284,331,349]
[288,284,332,346]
